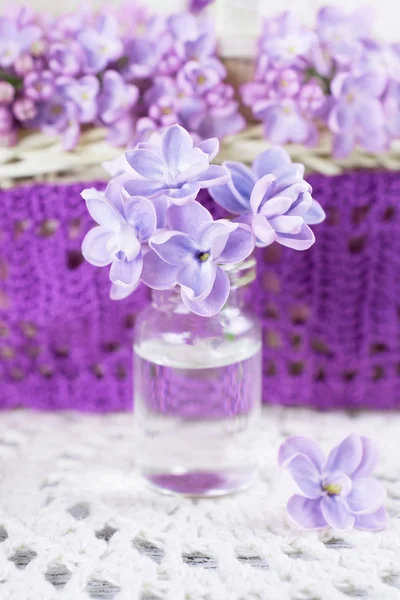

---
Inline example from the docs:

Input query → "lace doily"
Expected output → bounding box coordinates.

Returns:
[0,407,399,600]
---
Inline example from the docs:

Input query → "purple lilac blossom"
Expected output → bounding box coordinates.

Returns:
[384,82,400,138]
[124,124,229,204]
[0,17,41,68]
[279,434,387,531]
[81,181,157,301]
[24,70,55,101]
[328,71,387,157]
[14,53,35,76]
[13,97,37,121]
[317,5,374,65]
[0,106,13,132]
[58,76,99,123]
[254,97,316,145]
[0,82,15,105]
[189,0,215,13]
[142,200,255,316]
[210,146,325,249]
[262,12,314,67]
[98,70,138,126]
[48,42,83,76]
[177,58,226,94]
[78,15,123,74]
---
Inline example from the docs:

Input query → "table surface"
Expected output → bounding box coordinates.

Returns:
[0,407,399,600]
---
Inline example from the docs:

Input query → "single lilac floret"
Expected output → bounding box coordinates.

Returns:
[210,147,325,250]
[81,181,157,300]
[124,124,229,205]
[141,201,255,316]
[279,434,387,531]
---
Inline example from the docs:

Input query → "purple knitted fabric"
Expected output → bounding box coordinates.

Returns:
[1,171,400,411]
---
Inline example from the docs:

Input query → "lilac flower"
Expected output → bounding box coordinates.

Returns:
[0,17,41,68]
[0,82,15,105]
[141,201,255,316]
[0,106,13,132]
[189,0,215,13]
[59,76,99,123]
[317,6,374,65]
[177,58,226,95]
[254,97,315,145]
[81,181,157,300]
[98,70,138,126]
[13,98,37,122]
[48,42,82,76]
[24,70,55,101]
[106,114,136,147]
[124,124,229,204]
[328,72,387,157]
[210,147,325,250]
[262,12,314,67]
[279,435,387,531]
[298,80,326,115]
[14,53,35,76]
[384,82,400,138]
[148,97,179,127]
[353,41,400,83]
[78,15,123,74]
[122,38,159,80]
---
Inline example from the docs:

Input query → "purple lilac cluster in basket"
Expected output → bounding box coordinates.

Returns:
[242,6,400,157]
[0,2,243,149]
[2,170,400,411]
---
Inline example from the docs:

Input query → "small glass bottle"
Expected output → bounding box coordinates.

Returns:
[133,257,262,496]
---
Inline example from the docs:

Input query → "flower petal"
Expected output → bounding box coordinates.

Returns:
[196,137,219,161]
[260,196,293,219]
[209,183,249,215]
[353,506,388,531]
[178,260,217,300]
[141,249,178,290]
[181,266,230,317]
[287,454,323,499]
[325,434,363,477]
[82,227,114,267]
[321,496,354,530]
[224,161,256,204]
[125,148,168,180]
[346,478,386,515]
[109,256,143,287]
[193,165,230,187]
[123,196,156,241]
[270,215,304,235]
[287,496,327,530]
[161,124,194,173]
[277,223,315,250]
[150,230,198,265]
[124,178,165,198]
[303,199,326,224]
[197,220,235,257]
[278,436,325,471]
[167,201,213,238]
[81,188,123,230]
[217,224,255,265]
[252,147,292,179]
[167,183,200,204]
[250,174,277,214]
[110,281,139,300]
[104,180,126,216]
[352,437,379,478]
[252,213,276,247]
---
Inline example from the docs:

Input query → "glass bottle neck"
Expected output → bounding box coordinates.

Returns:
[151,256,256,312]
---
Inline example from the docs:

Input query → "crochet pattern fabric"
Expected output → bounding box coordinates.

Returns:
[0,407,399,600]
[1,171,400,411]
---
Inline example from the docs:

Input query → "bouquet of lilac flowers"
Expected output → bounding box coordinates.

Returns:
[242,5,400,158]
[0,3,243,150]
[81,124,325,316]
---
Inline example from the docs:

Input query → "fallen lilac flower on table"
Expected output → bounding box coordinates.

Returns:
[278,434,388,531]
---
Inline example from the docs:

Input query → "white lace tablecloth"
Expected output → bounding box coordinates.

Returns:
[0,407,399,600]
